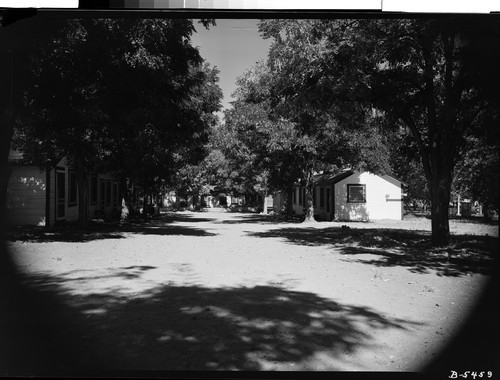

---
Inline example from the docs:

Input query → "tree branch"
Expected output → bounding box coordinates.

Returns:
[397,109,432,182]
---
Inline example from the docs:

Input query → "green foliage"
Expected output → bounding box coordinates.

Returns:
[222,62,305,197]
[14,17,222,191]
[259,19,392,174]
[453,110,500,213]
[386,124,430,203]
[454,140,499,212]
[217,30,394,216]
[11,18,222,224]
[259,17,500,243]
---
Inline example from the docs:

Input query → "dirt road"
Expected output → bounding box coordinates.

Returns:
[4,210,498,374]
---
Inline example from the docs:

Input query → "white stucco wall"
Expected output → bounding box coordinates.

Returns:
[334,172,402,221]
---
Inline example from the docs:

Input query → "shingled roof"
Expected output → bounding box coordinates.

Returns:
[311,168,406,187]
[312,168,354,186]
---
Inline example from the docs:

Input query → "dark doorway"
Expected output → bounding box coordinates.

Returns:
[219,193,227,206]
[56,170,65,220]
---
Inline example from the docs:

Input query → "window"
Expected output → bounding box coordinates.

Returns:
[298,187,303,205]
[68,170,77,206]
[313,187,316,206]
[320,187,325,208]
[293,188,297,205]
[90,174,98,205]
[347,184,366,203]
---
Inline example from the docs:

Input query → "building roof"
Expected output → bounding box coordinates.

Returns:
[312,168,406,186]
[313,168,354,186]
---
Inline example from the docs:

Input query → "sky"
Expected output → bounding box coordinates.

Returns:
[190,19,272,113]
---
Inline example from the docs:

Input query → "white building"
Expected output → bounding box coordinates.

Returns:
[291,169,405,221]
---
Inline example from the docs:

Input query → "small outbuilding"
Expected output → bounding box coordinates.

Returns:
[291,169,405,221]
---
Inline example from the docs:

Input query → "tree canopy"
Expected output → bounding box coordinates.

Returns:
[12,17,222,227]
[225,25,394,220]
[258,17,500,244]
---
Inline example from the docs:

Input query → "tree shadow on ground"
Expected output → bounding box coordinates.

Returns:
[158,212,216,224]
[218,213,303,225]
[5,214,217,243]
[247,227,498,277]
[405,211,499,226]
[4,267,422,374]
[25,265,159,285]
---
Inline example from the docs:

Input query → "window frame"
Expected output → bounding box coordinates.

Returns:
[347,184,366,203]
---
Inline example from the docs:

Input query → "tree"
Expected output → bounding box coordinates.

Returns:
[223,62,306,213]
[1,14,65,228]
[256,21,393,221]
[13,18,221,227]
[14,19,110,229]
[259,17,500,244]
[452,109,500,215]
[386,123,430,210]
[222,57,390,219]
[101,54,222,219]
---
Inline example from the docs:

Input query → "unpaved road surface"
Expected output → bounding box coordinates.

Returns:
[4,210,499,374]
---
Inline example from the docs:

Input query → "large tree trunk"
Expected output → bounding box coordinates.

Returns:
[422,128,455,246]
[429,164,453,246]
[303,169,315,223]
[418,148,454,246]
[75,158,88,231]
[304,186,315,222]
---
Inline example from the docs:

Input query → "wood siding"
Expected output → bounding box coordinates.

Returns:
[7,156,120,226]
